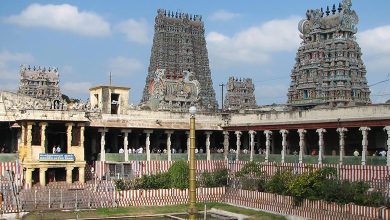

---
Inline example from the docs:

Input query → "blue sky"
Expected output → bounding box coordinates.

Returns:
[1,0,390,105]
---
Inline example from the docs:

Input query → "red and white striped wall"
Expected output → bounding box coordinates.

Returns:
[0,161,23,186]
[224,189,390,220]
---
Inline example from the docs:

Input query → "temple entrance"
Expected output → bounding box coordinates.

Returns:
[72,168,79,182]
[46,123,67,154]
[46,168,66,183]
[32,169,39,186]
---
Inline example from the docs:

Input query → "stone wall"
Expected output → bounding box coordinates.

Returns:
[228,104,390,127]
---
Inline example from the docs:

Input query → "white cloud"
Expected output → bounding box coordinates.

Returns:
[359,26,390,55]
[116,19,149,43]
[206,16,301,69]
[5,3,110,37]
[209,10,240,21]
[358,25,390,73]
[62,82,92,97]
[108,56,144,77]
[0,51,34,91]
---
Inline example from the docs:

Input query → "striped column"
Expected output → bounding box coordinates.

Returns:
[249,130,256,162]
[235,131,242,161]
[264,130,272,162]
[316,128,326,165]
[121,129,132,162]
[298,129,306,164]
[280,130,288,163]
[98,128,108,162]
[205,131,212,161]
[165,130,174,161]
[337,128,347,165]
[144,130,153,161]
[359,127,370,166]
[223,131,229,160]
[384,126,390,166]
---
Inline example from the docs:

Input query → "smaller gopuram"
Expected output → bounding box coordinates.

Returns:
[287,0,371,108]
[145,68,201,111]
[18,65,61,101]
[224,77,256,110]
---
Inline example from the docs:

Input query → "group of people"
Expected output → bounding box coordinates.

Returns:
[118,147,143,154]
[52,145,62,154]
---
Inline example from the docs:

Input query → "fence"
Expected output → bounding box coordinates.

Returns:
[224,188,390,220]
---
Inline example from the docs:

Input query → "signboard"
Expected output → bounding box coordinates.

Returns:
[39,154,75,162]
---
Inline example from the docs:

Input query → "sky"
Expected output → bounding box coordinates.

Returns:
[1,0,390,106]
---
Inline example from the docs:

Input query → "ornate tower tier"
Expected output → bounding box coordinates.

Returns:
[18,65,61,101]
[224,77,256,110]
[142,9,218,111]
[287,0,371,108]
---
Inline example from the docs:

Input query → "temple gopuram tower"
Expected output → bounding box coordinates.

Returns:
[224,77,257,110]
[287,0,371,108]
[18,65,61,101]
[141,9,218,111]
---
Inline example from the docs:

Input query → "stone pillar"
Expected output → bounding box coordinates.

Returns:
[66,123,74,150]
[145,130,153,161]
[66,167,74,184]
[337,128,348,165]
[297,129,306,164]
[264,130,272,162]
[26,122,33,147]
[166,130,174,161]
[79,167,85,183]
[359,127,370,165]
[121,129,131,162]
[316,128,326,165]
[98,129,107,161]
[280,130,289,163]
[79,124,85,148]
[25,168,34,188]
[186,131,190,161]
[26,122,34,160]
[235,131,242,161]
[384,127,390,166]
[16,128,22,152]
[249,130,256,162]
[223,131,229,160]
[205,131,212,161]
[21,123,26,146]
[39,122,48,150]
[39,168,47,186]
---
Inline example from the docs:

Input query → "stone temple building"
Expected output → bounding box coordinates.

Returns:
[141,9,218,111]
[2,2,390,191]
[18,65,61,101]
[287,0,371,109]
[224,77,257,110]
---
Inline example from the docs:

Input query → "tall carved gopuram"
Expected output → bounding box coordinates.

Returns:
[18,65,61,101]
[224,77,257,111]
[141,9,218,111]
[287,0,371,108]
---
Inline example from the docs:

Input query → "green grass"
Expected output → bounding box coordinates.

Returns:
[22,202,286,220]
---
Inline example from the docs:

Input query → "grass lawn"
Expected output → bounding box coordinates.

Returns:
[22,202,286,220]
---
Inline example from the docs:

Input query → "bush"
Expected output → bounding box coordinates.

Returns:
[140,172,170,189]
[236,162,267,191]
[236,161,264,177]
[168,160,189,190]
[266,169,295,195]
[200,169,228,187]
[287,167,337,204]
